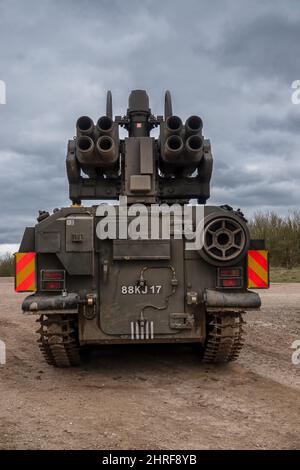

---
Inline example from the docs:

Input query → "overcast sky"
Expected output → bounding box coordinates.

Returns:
[0,0,300,253]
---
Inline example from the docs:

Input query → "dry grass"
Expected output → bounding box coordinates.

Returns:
[270,267,300,283]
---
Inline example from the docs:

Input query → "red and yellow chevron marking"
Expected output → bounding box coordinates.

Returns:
[247,250,269,289]
[15,252,37,292]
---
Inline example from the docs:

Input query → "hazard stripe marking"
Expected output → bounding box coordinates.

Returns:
[248,256,268,284]
[248,266,267,288]
[247,250,269,289]
[16,252,36,275]
[15,252,36,292]
[16,271,36,292]
[16,258,35,285]
[248,250,268,271]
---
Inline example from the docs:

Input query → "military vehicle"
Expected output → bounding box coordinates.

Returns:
[15,90,269,367]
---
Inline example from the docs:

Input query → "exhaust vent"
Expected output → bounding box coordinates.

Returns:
[199,213,250,265]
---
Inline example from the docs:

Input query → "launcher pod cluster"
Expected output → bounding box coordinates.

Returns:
[16,90,269,367]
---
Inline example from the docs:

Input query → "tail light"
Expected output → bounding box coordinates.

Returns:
[41,270,65,291]
[217,267,242,289]
[219,268,242,277]
[220,278,241,288]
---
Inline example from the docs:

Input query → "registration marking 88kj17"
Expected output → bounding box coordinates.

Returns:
[121,285,162,295]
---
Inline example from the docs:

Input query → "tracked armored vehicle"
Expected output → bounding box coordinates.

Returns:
[15,90,269,367]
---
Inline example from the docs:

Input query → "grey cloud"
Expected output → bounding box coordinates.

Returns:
[211,183,299,212]
[251,111,300,135]
[212,13,300,81]
[0,0,299,245]
[213,163,264,189]
[238,138,293,156]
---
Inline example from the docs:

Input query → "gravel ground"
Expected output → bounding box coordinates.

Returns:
[0,278,299,450]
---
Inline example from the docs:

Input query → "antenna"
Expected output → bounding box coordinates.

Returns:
[106,90,112,119]
[164,90,173,119]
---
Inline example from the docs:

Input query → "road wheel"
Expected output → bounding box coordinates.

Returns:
[37,314,81,367]
[201,312,245,363]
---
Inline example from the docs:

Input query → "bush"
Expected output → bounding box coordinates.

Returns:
[248,211,300,268]
[0,253,15,277]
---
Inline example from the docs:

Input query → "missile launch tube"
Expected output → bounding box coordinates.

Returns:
[185,115,203,136]
[163,135,184,162]
[165,115,183,137]
[184,135,203,164]
[96,116,114,137]
[76,116,94,137]
[96,135,119,166]
[76,136,95,165]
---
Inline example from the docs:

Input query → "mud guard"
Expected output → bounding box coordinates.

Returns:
[22,293,79,314]
[204,289,261,311]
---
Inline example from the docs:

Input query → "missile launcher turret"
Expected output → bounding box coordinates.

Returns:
[15,90,269,367]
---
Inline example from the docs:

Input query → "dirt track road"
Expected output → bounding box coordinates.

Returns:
[0,278,299,450]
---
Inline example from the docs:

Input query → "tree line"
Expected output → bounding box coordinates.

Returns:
[0,252,14,276]
[248,211,300,268]
[0,211,300,275]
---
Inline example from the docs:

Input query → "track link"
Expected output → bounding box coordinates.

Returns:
[201,312,245,363]
[37,314,81,367]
